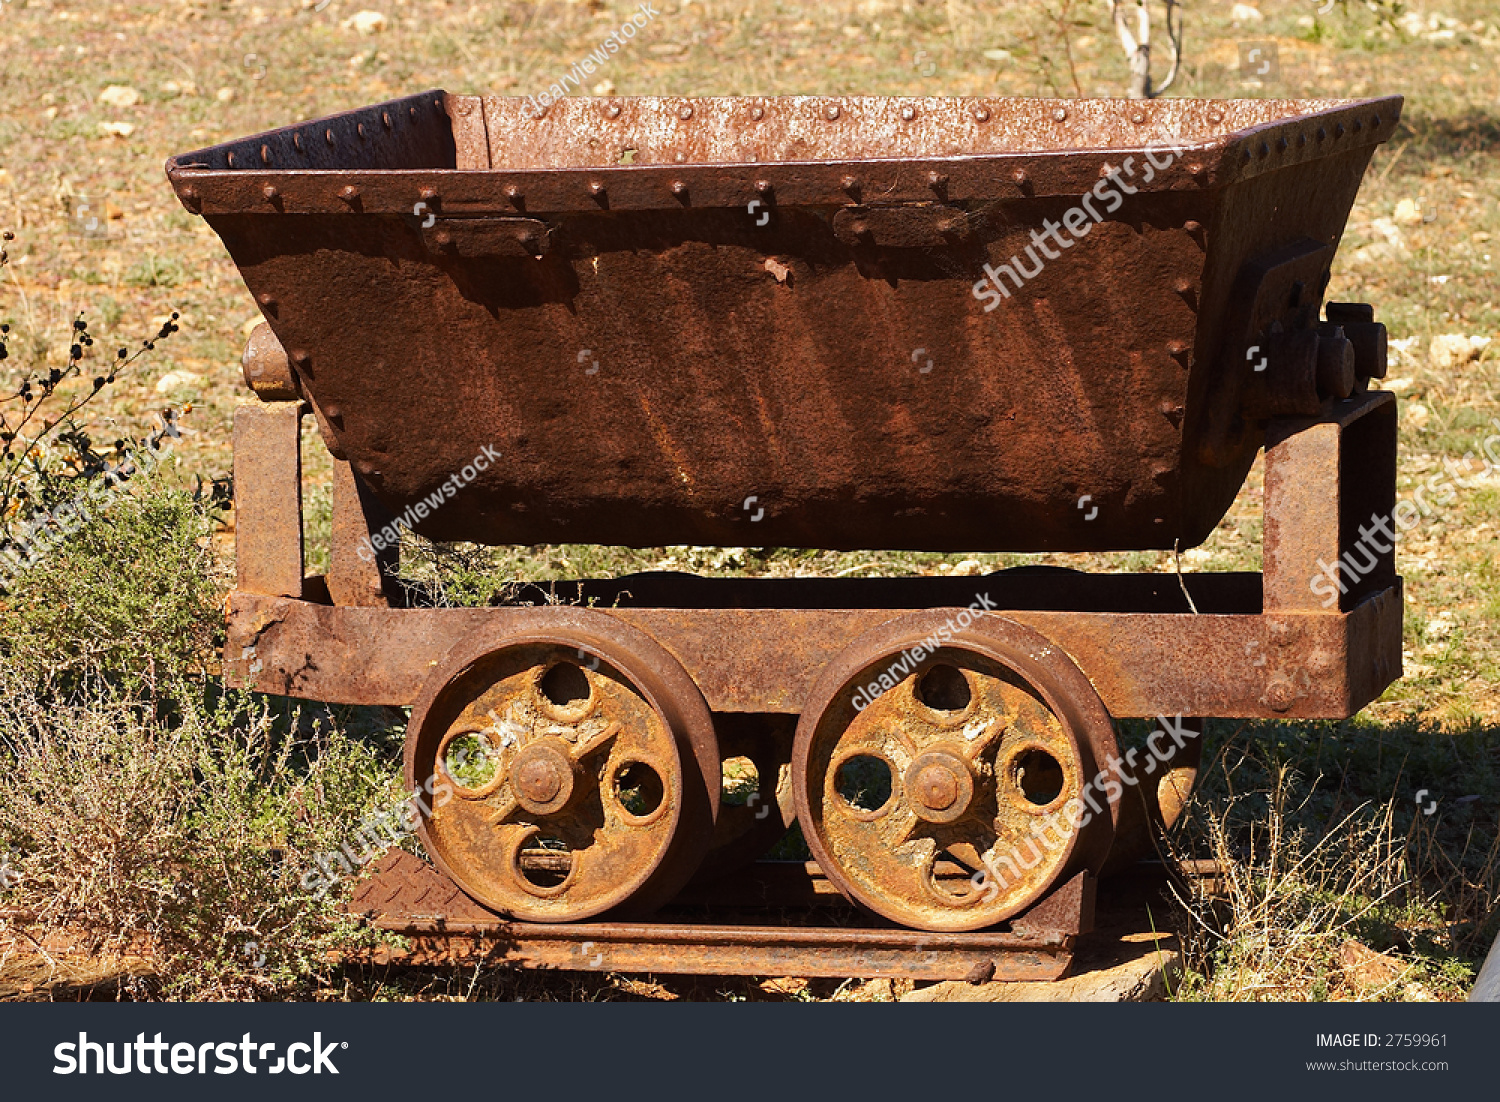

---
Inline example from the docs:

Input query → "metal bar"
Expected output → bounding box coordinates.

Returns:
[231,402,303,598]
[223,580,1400,719]
[328,459,399,608]
[1264,390,1398,613]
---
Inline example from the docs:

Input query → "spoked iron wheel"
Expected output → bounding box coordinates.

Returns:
[405,608,719,922]
[793,611,1120,932]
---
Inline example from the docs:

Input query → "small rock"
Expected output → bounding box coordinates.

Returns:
[216,87,236,103]
[1429,333,1491,370]
[1379,376,1416,394]
[98,84,141,108]
[343,10,388,34]
[1404,402,1430,429]
[982,48,1012,62]
[159,80,197,97]
[1231,3,1263,23]
[155,370,201,394]
[764,257,792,284]
[592,79,616,97]
[97,122,135,139]
[1393,198,1423,227]
[950,558,983,576]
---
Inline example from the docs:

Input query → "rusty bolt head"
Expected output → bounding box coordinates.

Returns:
[905,750,974,824]
[1052,107,1068,122]
[605,103,621,119]
[973,106,990,122]
[825,104,841,120]
[511,742,577,816]
[900,105,917,121]
[750,105,765,120]
[678,105,693,120]
[262,184,280,203]
[1266,676,1297,713]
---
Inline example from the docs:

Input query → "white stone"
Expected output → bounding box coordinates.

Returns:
[344,10,388,34]
[1231,4,1263,24]
[98,85,140,108]
[1429,333,1491,370]
[155,370,202,394]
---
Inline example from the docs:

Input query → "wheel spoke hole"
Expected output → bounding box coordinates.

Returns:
[915,663,971,713]
[721,755,759,807]
[442,731,499,791]
[518,834,573,890]
[540,661,592,708]
[931,845,984,902]
[614,761,664,818]
[834,754,893,815]
[1013,747,1065,806]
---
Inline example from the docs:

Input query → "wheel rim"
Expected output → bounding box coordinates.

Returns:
[405,608,718,921]
[793,611,1118,931]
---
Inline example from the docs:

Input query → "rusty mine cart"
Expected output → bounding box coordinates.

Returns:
[167,91,1404,983]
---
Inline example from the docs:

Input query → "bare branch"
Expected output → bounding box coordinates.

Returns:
[1155,0,1185,97]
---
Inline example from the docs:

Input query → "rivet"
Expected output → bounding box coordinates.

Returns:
[326,128,336,146]
[679,105,693,120]
[900,105,916,121]
[589,180,606,198]
[973,106,990,122]
[420,186,439,202]
[1167,339,1190,356]
[1208,110,1224,125]
[262,183,279,202]
[755,179,772,195]
[293,132,304,152]
[226,151,237,167]
[671,180,689,197]
[1297,132,1307,148]
[1276,136,1289,152]
[1052,107,1067,122]
[1372,114,1381,128]
[841,174,860,196]
[1173,278,1193,295]
[409,106,419,121]
[382,111,392,129]
[1335,122,1345,138]
[340,185,360,204]
[1012,168,1029,187]
[505,184,523,205]
[456,100,473,117]
[750,105,765,120]
[1352,119,1363,133]
[605,103,621,119]
[826,104,841,120]
[291,349,310,367]
[1131,110,1146,125]
[357,122,367,140]
[260,144,272,165]
[1187,162,1206,180]
[1258,142,1270,158]
[256,292,277,310]
[1316,127,1327,142]
[434,229,452,247]
[927,170,948,192]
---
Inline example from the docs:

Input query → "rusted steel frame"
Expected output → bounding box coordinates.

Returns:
[1264,389,1398,612]
[168,94,1402,214]
[348,851,1085,980]
[328,458,400,608]
[231,403,303,599]
[224,582,1400,719]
